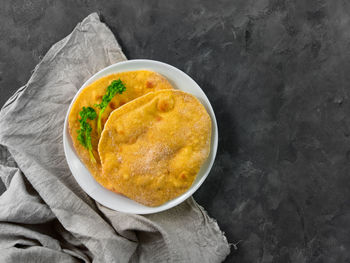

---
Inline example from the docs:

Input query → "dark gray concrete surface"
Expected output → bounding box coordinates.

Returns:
[1,0,350,262]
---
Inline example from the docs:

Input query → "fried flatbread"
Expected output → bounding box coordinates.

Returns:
[68,70,173,178]
[98,90,211,206]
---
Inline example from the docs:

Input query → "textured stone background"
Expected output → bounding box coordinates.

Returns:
[1,0,350,262]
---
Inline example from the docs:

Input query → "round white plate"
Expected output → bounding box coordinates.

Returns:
[63,59,218,214]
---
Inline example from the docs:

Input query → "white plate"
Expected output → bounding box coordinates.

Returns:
[63,59,218,214]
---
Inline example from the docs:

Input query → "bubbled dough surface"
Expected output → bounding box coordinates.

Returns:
[68,71,173,179]
[98,90,212,207]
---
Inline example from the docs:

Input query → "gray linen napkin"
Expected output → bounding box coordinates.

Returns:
[0,13,230,262]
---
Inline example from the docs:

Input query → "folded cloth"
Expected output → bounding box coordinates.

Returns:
[0,13,230,263]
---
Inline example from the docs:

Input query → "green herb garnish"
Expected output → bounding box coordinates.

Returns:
[95,79,126,135]
[77,106,97,163]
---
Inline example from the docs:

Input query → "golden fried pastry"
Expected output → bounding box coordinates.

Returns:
[98,90,211,206]
[68,71,173,178]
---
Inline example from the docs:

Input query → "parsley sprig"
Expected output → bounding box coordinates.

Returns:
[95,79,126,135]
[77,106,97,163]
